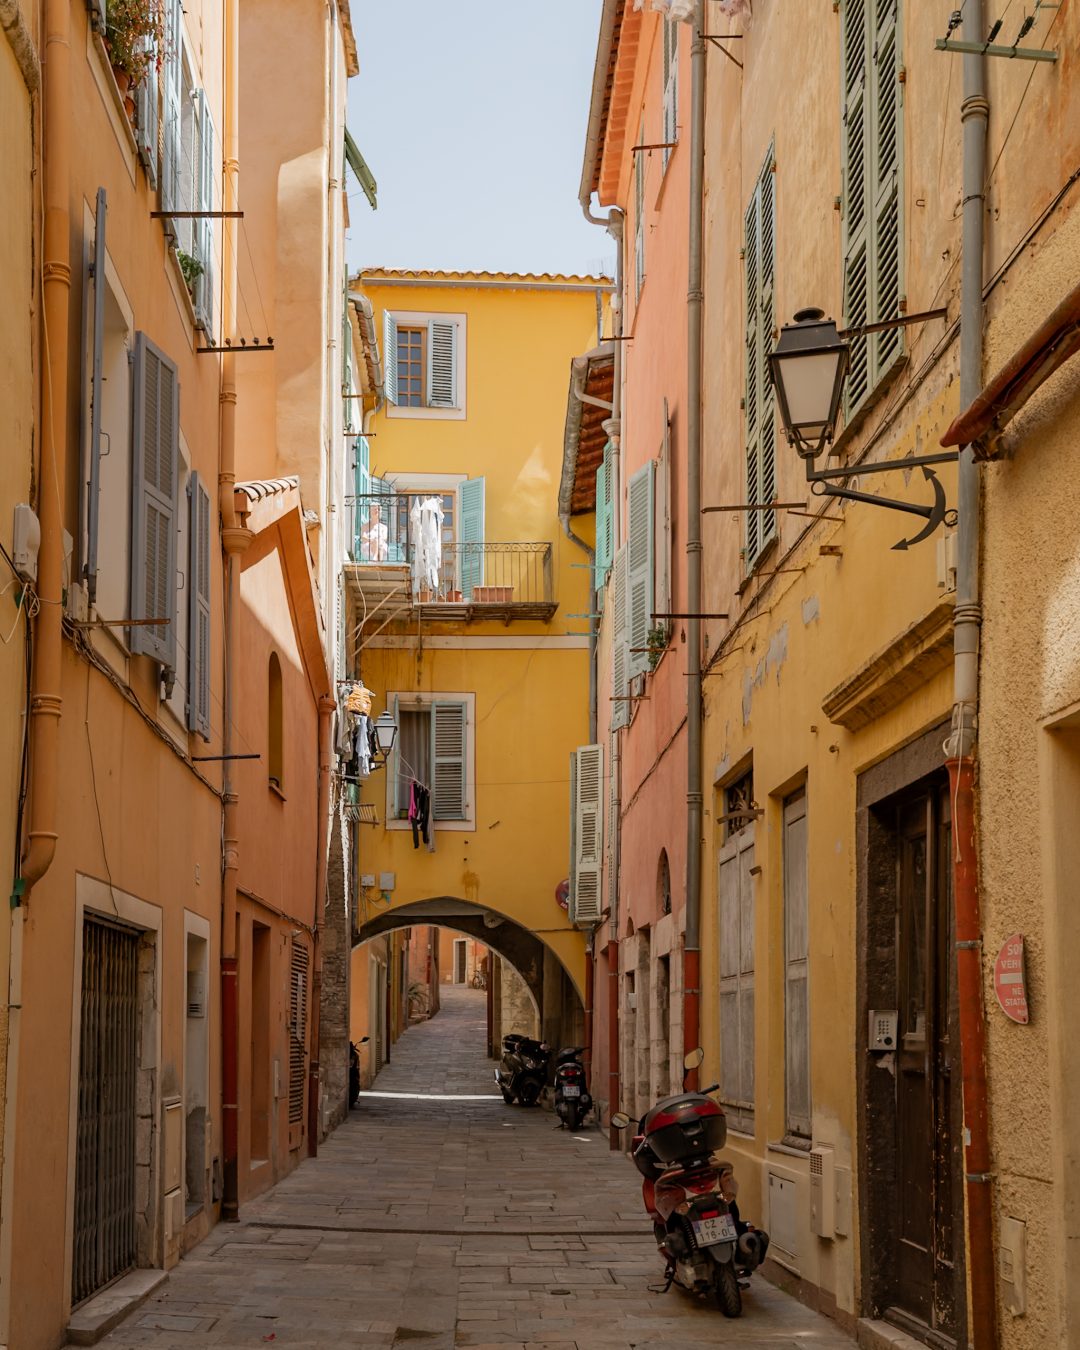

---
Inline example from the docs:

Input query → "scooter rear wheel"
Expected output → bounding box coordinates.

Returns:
[499,1086,515,1105]
[714,1261,742,1318]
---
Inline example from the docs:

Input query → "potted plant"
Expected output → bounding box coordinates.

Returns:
[104,0,167,116]
[647,624,670,671]
[176,250,203,298]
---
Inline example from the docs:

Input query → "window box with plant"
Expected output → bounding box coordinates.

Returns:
[103,0,167,124]
[646,624,670,671]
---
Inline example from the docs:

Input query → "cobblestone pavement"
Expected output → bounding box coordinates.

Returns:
[95,985,854,1349]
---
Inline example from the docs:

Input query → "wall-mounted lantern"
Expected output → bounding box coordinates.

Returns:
[373,711,398,763]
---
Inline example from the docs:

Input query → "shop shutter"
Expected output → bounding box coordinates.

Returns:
[571,744,603,926]
[135,41,159,188]
[431,701,467,820]
[186,472,211,739]
[192,89,215,332]
[86,188,107,607]
[627,461,655,677]
[160,0,183,228]
[427,319,458,408]
[458,477,485,599]
[611,545,629,730]
[383,311,399,404]
[130,333,179,669]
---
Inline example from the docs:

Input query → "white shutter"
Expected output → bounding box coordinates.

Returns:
[383,311,399,404]
[186,472,212,739]
[130,333,179,669]
[569,750,579,917]
[783,791,811,1137]
[627,461,655,677]
[610,545,629,730]
[572,744,603,926]
[135,42,159,188]
[718,823,756,1130]
[432,701,467,820]
[160,0,183,228]
[427,319,458,408]
[662,20,678,171]
[193,89,215,332]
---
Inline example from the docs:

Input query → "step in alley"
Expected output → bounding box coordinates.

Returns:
[93,987,854,1349]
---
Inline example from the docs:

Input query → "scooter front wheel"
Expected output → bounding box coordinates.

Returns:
[714,1260,742,1318]
[518,1078,542,1107]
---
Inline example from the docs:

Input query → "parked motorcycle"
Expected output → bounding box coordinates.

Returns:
[349,1036,369,1108]
[611,1049,767,1318]
[495,1033,550,1106]
[553,1047,592,1130]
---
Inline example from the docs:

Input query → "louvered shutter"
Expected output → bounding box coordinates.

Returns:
[130,333,179,669]
[634,120,646,298]
[611,545,629,731]
[86,188,107,607]
[135,42,159,188]
[627,461,655,677]
[718,824,756,1129]
[743,149,776,570]
[458,477,485,599]
[571,744,603,926]
[431,701,467,820]
[383,311,399,405]
[288,941,309,1139]
[594,460,609,594]
[186,472,212,738]
[606,727,619,919]
[783,792,811,1137]
[871,0,902,380]
[427,319,458,408]
[656,401,672,623]
[569,751,579,917]
[160,0,183,228]
[353,436,371,560]
[663,20,678,171]
[193,89,215,332]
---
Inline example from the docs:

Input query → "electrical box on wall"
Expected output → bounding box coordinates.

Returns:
[999,1216,1026,1316]
[11,504,39,583]
[809,1146,836,1238]
[379,872,396,891]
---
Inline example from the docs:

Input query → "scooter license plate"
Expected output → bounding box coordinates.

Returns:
[692,1213,737,1247]
[562,1086,581,1098]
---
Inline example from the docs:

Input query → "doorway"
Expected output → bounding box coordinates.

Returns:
[859,747,964,1348]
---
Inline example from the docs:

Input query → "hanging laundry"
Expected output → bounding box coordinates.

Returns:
[354,715,373,778]
[409,496,444,598]
[346,682,372,715]
[408,781,431,849]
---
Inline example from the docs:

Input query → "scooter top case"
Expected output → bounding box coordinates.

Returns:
[640,1091,728,1164]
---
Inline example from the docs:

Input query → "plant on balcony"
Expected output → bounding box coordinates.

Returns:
[104,0,167,92]
[176,250,204,297]
[647,624,670,671]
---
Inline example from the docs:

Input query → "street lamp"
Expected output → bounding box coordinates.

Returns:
[767,308,849,459]
[373,711,398,761]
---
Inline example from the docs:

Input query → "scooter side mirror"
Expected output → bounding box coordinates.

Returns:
[610,1112,632,1129]
[683,1047,704,1071]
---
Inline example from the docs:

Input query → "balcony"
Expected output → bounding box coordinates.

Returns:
[344,493,557,628]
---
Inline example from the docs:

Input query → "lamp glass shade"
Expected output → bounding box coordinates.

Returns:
[772,350,844,432]
[768,310,850,457]
[373,711,398,755]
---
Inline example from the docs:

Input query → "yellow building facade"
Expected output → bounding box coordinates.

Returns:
[344,271,610,1056]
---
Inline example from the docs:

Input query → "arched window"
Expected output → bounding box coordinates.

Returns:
[268,653,284,791]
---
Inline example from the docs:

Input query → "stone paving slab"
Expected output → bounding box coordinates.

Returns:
[89,987,854,1350]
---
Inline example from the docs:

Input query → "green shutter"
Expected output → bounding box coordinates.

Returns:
[871,0,902,380]
[627,461,655,677]
[594,445,614,592]
[611,545,629,731]
[458,477,485,598]
[432,701,467,820]
[744,145,776,571]
[352,436,371,560]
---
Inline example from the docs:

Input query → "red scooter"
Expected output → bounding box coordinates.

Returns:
[612,1050,766,1318]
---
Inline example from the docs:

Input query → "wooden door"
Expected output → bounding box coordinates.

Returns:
[893,787,959,1341]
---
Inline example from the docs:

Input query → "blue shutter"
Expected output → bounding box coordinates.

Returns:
[383,311,399,404]
[86,187,107,606]
[193,89,215,332]
[458,477,485,599]
[352,436,371,559]
[186,471,212,739]
[130,333,179,669]
[431,701,467,821]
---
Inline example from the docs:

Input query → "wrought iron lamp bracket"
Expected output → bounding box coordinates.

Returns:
[803,453,960,550]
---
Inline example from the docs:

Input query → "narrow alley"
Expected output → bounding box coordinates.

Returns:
[95,988,852,1349]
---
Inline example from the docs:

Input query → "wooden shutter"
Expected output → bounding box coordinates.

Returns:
[160,0,183,228]
[610,545,629,730]
[871,0,902,378]
[627,461,655,677]
[718,823,755,1129]
[135,43,158,188]
[431,702,467,820]
[594,443,615,593]
[427,319,458,408]
[743,147,776,570]
[383,311,399,404]
[86,188,107,607]
[186,472,211,739]
[662,20,678,171]
[288,941,309,1142]
[193,89,215,332]
[783,791,811,1137]
[571,744,603,926]
[130,333,179,669]
[458,477,485,599]
[352,436,371,560]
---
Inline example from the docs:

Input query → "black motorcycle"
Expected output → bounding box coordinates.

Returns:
[495,1033,550,1106]
[553,1047,592,1130]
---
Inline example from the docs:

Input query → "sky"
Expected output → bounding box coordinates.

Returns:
[344,1,615,279]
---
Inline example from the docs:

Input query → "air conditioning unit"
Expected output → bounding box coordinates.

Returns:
[809,1146,836,1239]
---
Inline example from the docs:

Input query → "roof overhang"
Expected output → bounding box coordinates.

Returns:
[559,343,615,518]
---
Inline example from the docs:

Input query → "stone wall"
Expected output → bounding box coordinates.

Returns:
[319,811,351,1138]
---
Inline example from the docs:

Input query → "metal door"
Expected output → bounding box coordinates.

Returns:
[72,918,139,1305]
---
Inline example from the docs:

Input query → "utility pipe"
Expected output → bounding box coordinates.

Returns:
[219,0,247,1223]
[945,3,997,1344]
[21,0,72,893]
[682,0,706,1087]
[307,693,336,1155]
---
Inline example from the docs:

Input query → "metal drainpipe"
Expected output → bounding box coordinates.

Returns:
[682,0,706,1087]
[945,2,997,1343]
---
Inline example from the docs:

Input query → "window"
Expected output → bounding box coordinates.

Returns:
[841,0,902,412]
[388,695,472,826]
[634,119,646,299]
[569,744,603,927]
[383,310,465,416]
[268,653,284,792]
[744,145,777,571]
[718,769,755,1132]
[783,789,811,1140]
[594,443,615,593]
[662,19,678,172]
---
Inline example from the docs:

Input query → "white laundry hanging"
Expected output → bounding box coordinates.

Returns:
[410,496,444,597]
